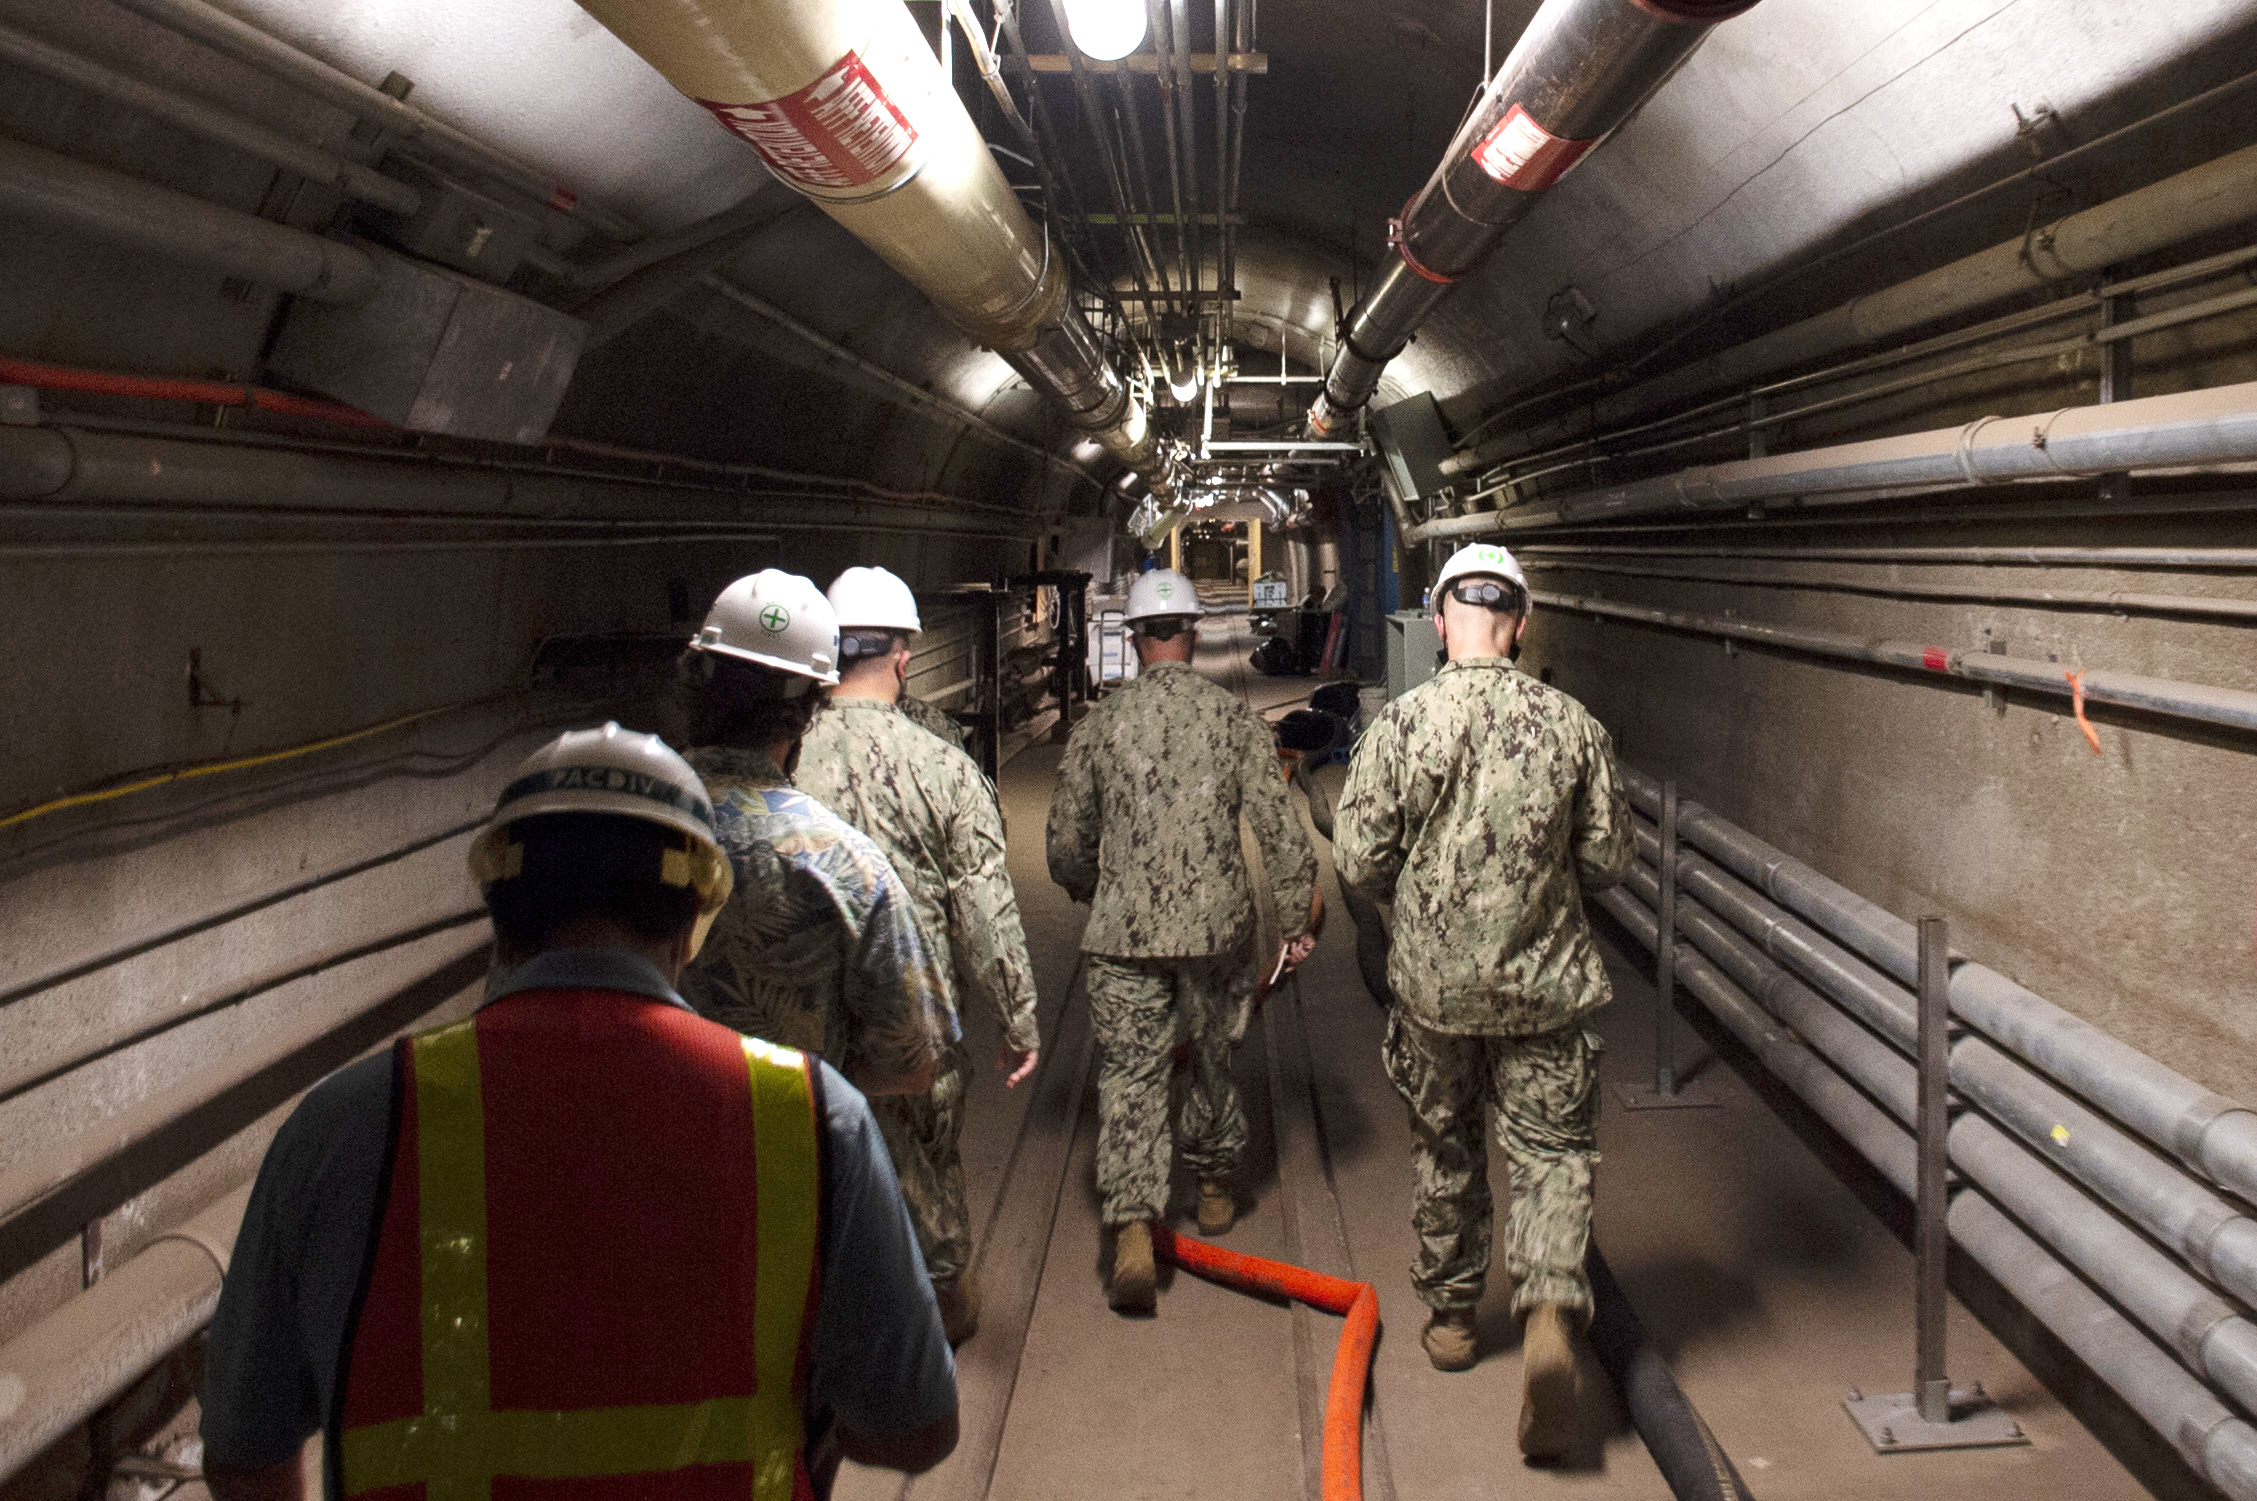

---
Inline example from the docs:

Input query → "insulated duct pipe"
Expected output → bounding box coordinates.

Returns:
[0,1185,250,1484]
[1408,378,2257,541]
[103,0,639,240]
[0,19,422,217]
[1306,0,1759,437]
[573,0,1172,497]
[0,135,377,302]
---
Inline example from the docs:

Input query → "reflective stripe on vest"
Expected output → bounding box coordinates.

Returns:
[338,999,820,1501]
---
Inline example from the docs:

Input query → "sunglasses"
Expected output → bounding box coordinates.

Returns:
[1445,578,1523,611]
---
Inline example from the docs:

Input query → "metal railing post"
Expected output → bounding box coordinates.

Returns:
[1915,916,1952,1425]
[1846,914,2025,1450]
[1617,777,1715,1111]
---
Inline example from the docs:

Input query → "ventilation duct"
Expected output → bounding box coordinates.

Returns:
[574,0,1172,497]
[1307,0,1761,438]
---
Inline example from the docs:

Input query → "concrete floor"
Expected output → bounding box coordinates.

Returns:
[835,618,2157,1501]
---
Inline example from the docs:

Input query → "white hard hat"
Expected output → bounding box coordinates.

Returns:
[468,722,735,956]
[827,566,922,633]
[689,569,840,685]
[1124,567,1203,626]
[1433,542,1530,599]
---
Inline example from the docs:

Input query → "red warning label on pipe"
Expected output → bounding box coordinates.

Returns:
[701,52,918,191]
[1472,104,1598,190]
[1922,647,1952,671]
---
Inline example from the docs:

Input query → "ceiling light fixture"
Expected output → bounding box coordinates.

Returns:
[1060,0,1147,61]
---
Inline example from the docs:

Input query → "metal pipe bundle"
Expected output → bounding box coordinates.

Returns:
[1600,769,2257,1497]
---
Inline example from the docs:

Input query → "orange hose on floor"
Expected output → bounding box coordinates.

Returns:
[1151,1225,1379,1501]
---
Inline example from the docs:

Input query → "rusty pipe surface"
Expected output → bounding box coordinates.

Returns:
[574,0,1171,493]
[0,1185,250,1484]
[1308,0,1758,436]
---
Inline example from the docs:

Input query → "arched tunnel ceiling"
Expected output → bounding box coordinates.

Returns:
[220,0,2257,480]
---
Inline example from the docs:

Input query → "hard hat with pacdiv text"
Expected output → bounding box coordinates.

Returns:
[468,722,735,955]
[689,569,840,684]
[1433,541,1530,598]
[827,565,922,632]
[1124,567,1204,624]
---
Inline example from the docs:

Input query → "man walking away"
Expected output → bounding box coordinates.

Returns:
[1046,566,1317,1314]
[201,724,958,1501]
[798,564,1043,1344]
[1334,542,1633,1463]
[677,568,953,1099]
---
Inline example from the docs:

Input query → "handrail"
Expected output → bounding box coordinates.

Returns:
[1597,766,2257,1496]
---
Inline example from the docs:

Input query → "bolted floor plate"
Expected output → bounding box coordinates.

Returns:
[1615,1079,1720,1111]
[1844,1386,2031,1452]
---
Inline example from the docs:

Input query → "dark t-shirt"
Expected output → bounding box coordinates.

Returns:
[200,948,956,1482]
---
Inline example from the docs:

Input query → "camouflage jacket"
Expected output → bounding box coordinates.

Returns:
[1334,658,1633,1037]
[898,692,970,755]
[679,745,954,1083]
[796,699,1040,1051]
[1047,661,1317,958]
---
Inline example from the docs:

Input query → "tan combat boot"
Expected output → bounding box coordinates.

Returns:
[1108,1222,1157,1313]
[1421,1307,1478,1371]
[934,1271,981,1345]
[1518,1303,1580,1463]
[1196,1180,1235,1235]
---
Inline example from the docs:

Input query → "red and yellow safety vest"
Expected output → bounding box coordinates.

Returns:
[335,989,822,1501]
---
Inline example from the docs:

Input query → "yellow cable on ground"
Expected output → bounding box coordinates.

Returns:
[0,695,511,833]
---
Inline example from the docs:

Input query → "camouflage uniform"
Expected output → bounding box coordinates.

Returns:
[1335,657,1632,1317]
[680,745,954,1091]
[1046,661,1317,1226]
[899,692,970,755]
[796,699,1041,1283]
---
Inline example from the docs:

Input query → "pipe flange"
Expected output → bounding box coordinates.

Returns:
[1389,207,1456,286]
[953,225,1064,353]
[2173,1096,2255,1177]
[1626,0,1764,20]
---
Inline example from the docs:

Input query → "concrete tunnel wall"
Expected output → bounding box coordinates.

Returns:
[0,521,1026,1352]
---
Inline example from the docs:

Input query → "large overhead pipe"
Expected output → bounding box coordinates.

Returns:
[573,0,1173,496]
[1306,0,1759,438]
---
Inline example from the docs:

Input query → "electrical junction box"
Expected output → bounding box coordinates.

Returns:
[269,246,586,444]
[1370,392,1456,509]
[1385,610,1442,701]
[1088,608,1137,687]
[364,157,547,284]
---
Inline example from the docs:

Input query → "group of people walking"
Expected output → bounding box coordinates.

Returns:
[196,539,1631,1498]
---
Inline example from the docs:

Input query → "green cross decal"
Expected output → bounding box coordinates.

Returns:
[759,605,790,632]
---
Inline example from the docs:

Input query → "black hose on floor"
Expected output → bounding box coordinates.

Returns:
[1586,1245,1755,1501]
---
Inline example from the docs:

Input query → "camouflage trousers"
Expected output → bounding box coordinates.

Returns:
[1382,1009,1602,1319]
[1086,948,1253,1227]
[870,1038,974,1284]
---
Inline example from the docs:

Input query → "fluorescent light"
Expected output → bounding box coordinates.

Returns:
[1061,0,1147,60]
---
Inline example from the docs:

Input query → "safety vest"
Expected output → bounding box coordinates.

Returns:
[334,988,821,1501]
